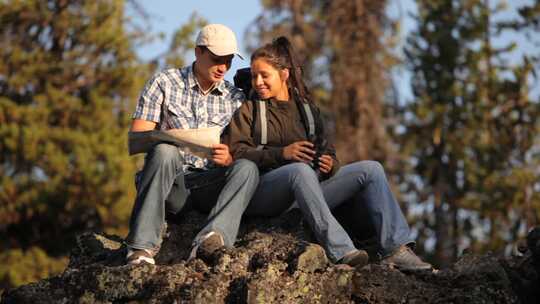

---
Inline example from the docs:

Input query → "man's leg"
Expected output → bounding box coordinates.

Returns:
[190,159,259,254]
[246,163,357,263]
[321,160,412,257]
[126,144,189,253]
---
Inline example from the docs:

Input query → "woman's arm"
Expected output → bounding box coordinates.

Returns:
[226,101,285,170]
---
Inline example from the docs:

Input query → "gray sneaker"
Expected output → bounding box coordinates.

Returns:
[338,249,369,268]
[381,245,432,271]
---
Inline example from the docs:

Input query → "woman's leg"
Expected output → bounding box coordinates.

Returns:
[321,160,413,257]
[246,162,356,262]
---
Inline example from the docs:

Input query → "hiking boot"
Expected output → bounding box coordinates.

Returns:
[126,248,156,265]
[189,231,225,260]
[338,249,369,268]
[381,245,432,271]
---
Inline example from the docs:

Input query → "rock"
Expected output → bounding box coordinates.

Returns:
[293,243,328,274]
[2,210,540,303]
[527,227,540,273]
[503,228,540,304]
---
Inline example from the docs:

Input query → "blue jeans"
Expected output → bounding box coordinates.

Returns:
[125,144,259,251]
[246,161,412,261]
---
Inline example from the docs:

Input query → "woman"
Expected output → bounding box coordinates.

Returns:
[228,37,431,271]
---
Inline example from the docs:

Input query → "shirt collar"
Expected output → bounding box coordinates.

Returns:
[187,62,226,95]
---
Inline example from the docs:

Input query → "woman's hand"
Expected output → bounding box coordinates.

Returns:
[318,154,333,174]
[283,141,315,163]
[212,144,233,166]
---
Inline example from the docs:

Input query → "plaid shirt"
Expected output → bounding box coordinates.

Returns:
[133,64,245,169]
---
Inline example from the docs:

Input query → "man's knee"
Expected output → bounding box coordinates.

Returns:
[149,143,181,164]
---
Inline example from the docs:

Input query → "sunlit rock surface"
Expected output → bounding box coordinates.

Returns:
[2,210,539,303]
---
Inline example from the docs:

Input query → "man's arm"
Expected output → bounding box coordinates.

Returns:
[130,119,157,132]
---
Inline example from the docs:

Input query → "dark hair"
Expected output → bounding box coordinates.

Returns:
[251,36,311,103]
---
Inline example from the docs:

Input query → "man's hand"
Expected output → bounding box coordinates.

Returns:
[212,144,233,166]
[318,154,333,174]
[283,141,315,163]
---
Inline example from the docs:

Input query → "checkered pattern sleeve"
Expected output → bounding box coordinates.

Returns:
[229,88,246,110]
[133,74,164,123]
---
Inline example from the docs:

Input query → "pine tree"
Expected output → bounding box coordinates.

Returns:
[0,0,149,288]
[326,0,398,164]
[403,0,540,267]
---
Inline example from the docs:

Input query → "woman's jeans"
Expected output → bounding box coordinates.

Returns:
[245,161,412,262]
[125,144,259,252]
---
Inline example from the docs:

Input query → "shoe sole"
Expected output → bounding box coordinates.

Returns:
[126,249,156,265]
[127,258,155,265]
[126,255,155,265]
[381,262,433,272]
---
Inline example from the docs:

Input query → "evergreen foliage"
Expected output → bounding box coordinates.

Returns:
[0,0,149,289]
[403,0,540,267]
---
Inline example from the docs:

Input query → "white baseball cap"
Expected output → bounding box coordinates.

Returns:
[196,24,243,59]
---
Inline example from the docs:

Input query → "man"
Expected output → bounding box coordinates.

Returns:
[125,24,258,265]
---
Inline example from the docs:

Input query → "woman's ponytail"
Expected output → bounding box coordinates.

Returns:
[272,37,309,103]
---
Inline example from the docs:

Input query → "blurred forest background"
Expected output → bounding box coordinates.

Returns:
[1,0,539,292]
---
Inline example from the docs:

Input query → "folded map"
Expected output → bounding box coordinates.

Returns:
[128,126,221,158]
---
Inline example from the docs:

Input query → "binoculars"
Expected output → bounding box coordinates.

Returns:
[310,137,328,176]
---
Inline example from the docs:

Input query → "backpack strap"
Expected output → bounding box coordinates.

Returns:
[296,98,317,141]
[301,102,316,139]
[254,98,317,151]
[251,100,259,146]
[256,100,267,150]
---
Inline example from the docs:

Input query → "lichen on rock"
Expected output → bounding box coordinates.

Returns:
[2,211,540,303]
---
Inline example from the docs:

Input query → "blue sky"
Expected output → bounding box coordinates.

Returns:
[133,0,419,100]
[133,0,538,102]
[134,1,263,81]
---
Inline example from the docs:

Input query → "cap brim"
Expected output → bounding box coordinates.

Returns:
[207,46,244,60]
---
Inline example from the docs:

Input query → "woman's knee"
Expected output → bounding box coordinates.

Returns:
[363,160,384,172]
[234,158,258,171]
[356,160,386,179]
[287,162,319,180]
[231,159,259,181]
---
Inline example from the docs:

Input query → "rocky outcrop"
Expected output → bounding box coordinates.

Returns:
[2,209,539,303]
